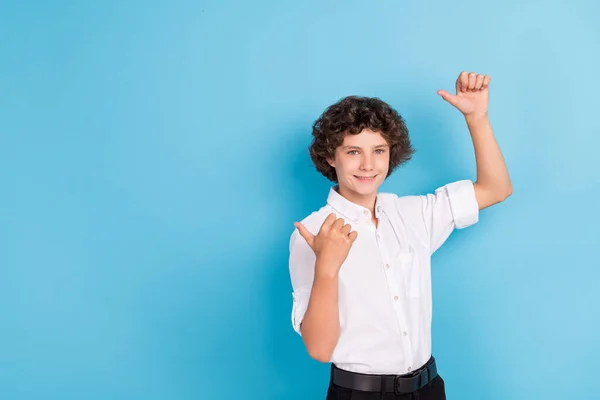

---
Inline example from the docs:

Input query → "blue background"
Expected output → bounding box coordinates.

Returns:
[1,1,599,399]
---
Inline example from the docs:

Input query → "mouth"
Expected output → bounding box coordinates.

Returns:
[354,174,378,182]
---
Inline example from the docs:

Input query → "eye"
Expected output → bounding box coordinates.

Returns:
[375,149,386,154]
[347,150,359,155]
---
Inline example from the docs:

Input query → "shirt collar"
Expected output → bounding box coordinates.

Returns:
[327,186,384,223]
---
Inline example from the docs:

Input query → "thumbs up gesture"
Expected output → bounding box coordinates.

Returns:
[437,71,490,120]
[294,213,358,278]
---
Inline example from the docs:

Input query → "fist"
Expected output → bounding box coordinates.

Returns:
[294,213,358,277]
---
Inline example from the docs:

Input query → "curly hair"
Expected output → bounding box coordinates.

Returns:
[309,96,414,183]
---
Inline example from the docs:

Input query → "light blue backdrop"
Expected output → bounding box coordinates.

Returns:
[1,1,599,399]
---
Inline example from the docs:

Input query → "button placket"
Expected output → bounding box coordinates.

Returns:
[376,220,413,360]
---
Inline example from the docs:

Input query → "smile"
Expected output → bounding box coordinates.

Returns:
[354,175,378,181]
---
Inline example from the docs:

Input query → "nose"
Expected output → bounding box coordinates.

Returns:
[360,154,374,171]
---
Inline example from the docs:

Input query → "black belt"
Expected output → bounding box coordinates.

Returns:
[331,357,438,395]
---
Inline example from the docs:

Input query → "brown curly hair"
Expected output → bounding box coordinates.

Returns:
[309,96,414,182]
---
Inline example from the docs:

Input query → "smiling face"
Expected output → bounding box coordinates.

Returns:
[327,128,390,205]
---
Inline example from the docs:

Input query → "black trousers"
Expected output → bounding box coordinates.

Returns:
[326,372,446,400]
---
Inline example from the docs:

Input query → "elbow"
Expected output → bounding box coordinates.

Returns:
[475,181,513,204]
[307,346,334,363]
[299,320,339,363]
[303,332,336,363]
[501,184,513,201]
[491,183,513,203]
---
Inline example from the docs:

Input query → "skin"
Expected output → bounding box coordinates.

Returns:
[327,128,390,227]
[294,71,513,362]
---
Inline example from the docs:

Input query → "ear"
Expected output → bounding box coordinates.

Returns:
[327,158,335,168]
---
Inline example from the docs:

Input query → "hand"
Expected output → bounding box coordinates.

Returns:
[437,71,490,120]
[294,213,358,277]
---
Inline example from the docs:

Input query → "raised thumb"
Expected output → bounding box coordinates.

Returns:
[294,222,315,249]
[437,90,459,107]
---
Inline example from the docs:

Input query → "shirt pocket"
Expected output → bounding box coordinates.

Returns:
[397,245,420,298]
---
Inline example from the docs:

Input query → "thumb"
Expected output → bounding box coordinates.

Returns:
[294,222,315,249]
[437,90,460,107]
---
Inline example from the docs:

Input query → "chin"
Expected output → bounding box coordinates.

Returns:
[354,187,379,196]
[351,181,383,196]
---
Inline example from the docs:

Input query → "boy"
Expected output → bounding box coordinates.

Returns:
[289,71,512,399]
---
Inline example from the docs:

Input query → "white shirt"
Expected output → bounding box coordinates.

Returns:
[289,180,479,375]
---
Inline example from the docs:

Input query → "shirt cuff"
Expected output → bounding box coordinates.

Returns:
[445,180,479,229]
[291,290,310,336]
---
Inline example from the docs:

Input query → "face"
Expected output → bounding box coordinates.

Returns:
[327,129,390,201]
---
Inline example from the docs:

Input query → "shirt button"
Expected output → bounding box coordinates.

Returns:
[363,210,369,216]
[377,206,381,213]
[385,264,390,269]
[407,366,412,372]
[403,331,408,336]
[394,296,399,301]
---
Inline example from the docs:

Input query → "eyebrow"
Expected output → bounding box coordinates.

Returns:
[341,144,389,150]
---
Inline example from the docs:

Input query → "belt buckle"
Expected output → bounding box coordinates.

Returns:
[394,367,429,395]
[394,376,405,395]
[394,375,414,395]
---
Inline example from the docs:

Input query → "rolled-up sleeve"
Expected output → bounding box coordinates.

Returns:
[289,229,316,336]
[421,180,479,254]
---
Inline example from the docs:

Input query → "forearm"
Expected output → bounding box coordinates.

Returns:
[300,259,340,363]
[466,115,513,198]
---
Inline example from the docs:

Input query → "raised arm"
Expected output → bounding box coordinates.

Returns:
[438,71,513,210]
